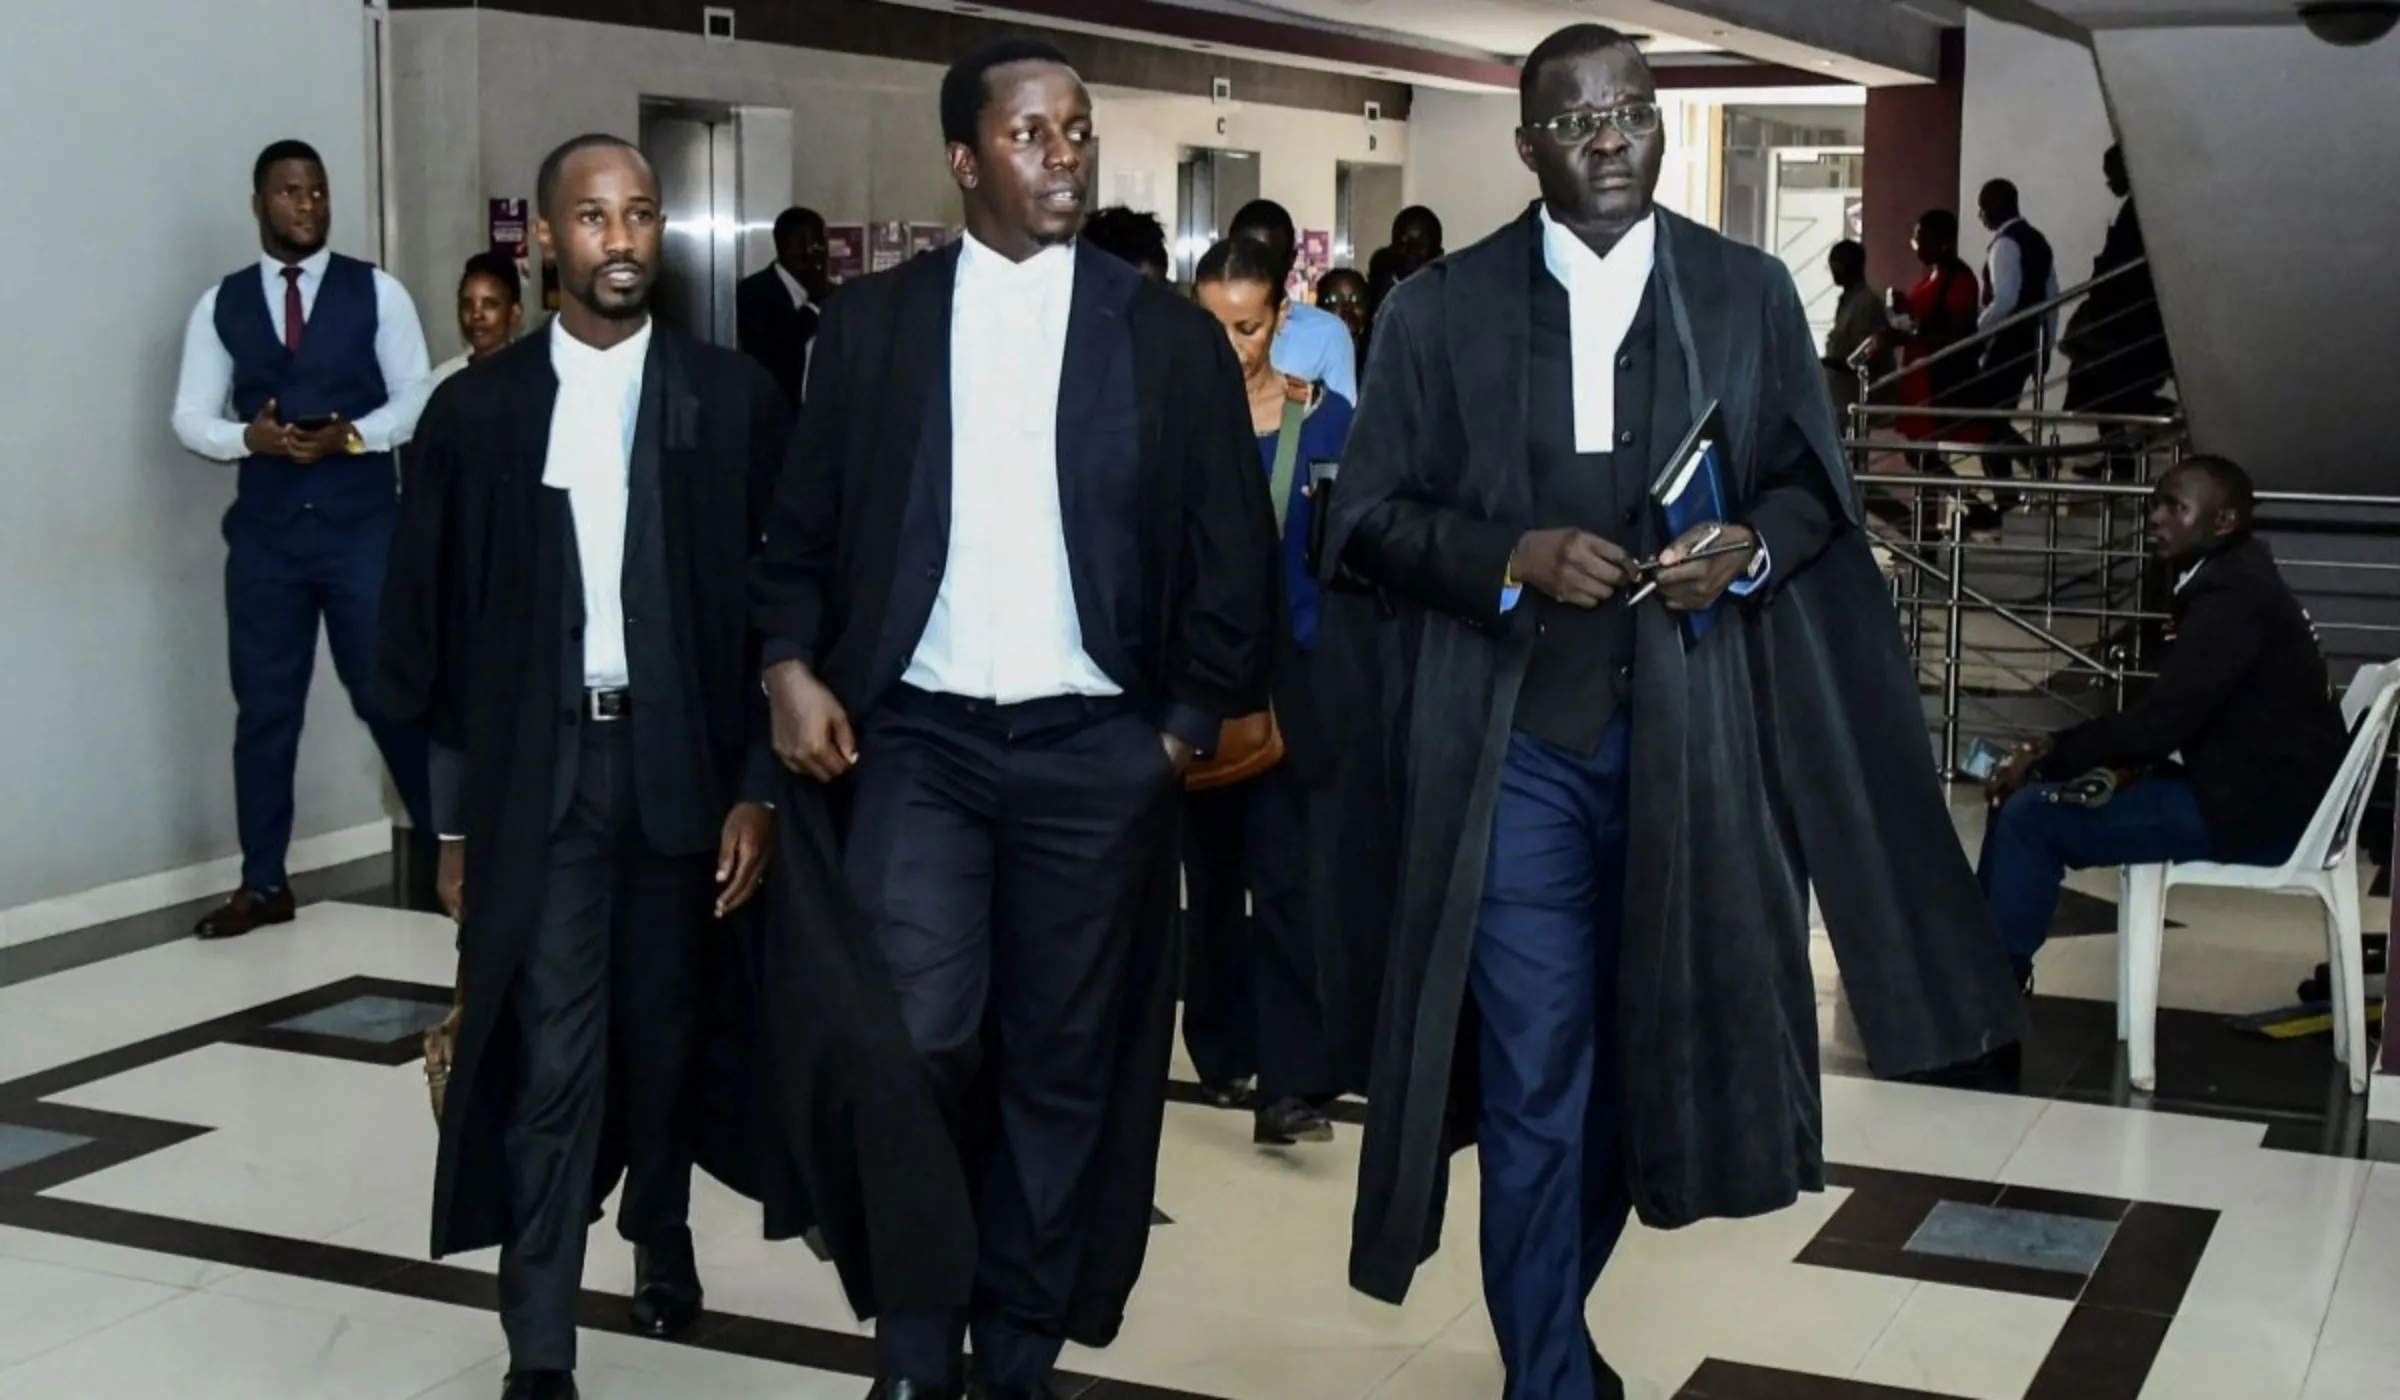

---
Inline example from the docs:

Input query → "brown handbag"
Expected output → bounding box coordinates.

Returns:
[1183,398,1304,793]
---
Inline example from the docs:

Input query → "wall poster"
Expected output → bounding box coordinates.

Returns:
[825,223,867,284]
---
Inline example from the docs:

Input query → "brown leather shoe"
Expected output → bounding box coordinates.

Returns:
[194,888,297,941]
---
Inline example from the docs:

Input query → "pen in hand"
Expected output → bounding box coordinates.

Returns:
[1626,524,1730,607]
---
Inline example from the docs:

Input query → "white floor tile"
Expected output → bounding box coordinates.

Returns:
[0,1254,185,1371]
[1849,1283,2069,1400]
[0,1288,502,1400]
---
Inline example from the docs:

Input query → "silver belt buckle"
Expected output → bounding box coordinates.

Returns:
[586,688,629,722]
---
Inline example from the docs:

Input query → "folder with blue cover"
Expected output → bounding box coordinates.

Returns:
[1649,398,1734,641]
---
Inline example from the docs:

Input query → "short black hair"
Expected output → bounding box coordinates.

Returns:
[1081,206,1168,273]
[1228,199,1296,245]
[940,38,1075,147]
[459,251,522,305]
[536,133,644,220]
[253,139,325,192]
[1828,239,1866,281]
[2173,454,2258,524]
[1317,267,1368,296]
[773,207,825,247]
[1519,23,1641,122]
[1978,178,2021,218]
[1917,209,1959,243]
[1194,236,1289,308]
[1392,205,1443,243]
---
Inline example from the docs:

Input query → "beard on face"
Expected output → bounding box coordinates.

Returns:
[570,256,653,319]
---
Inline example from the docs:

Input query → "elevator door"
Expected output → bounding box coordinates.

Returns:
[1173,147,1260,283]
[640,100,741,344]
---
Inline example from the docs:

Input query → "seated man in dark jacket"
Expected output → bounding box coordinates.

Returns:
[1981,455,2350,986]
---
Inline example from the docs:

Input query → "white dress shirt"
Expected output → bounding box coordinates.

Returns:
[543,317,652,688]
[170,247,434,460]
[1538,206,1657,452]
[902,236,1120,703]
[1979,218,2062,340]
[771,262,819,397]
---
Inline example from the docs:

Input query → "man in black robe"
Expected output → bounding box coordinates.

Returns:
[377,135,786,1400]
[751,39,1277,1400]
[1319,26,2027,1399]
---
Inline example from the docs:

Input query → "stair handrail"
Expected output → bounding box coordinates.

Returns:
[1858,257,2154,398]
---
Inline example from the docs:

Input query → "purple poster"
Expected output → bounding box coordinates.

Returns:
[1296,229,1333,300]
[908,222,951,258]
[825,224,867,285]
[868,221,909,274]
[487,198,529,259]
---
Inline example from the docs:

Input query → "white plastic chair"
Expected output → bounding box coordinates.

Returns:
[2115,659,2400,1093]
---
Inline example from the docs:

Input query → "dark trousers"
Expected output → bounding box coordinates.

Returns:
[224,508,430,892]
[1475,720,1632,1400]
[499,720,707,1372]
[846,687,1178,1388]
[1977,776,2292,976]
[1963,337,2042,472]
[1180,767,1335,1103]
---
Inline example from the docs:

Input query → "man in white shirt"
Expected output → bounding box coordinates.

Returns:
[377,135,785,1400]
[736,206,830,406]
[170,138,434,940]
[754,38,1277,1400]
[1321,26,2025,1399]
[1970,177,2060,469]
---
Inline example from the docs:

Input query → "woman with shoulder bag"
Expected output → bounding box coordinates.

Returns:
[1178,237,1354,1146]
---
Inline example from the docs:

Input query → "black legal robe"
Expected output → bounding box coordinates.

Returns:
[1320,205,2029,1305]
[375,327,798,1260]
[749,243,1278,1344]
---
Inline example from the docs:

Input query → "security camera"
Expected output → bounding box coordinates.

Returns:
[2297,1,2400,46]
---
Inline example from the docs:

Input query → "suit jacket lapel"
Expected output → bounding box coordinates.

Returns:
[898,248,960,544]
[1651,213,1735,478]
[1054,246,1124,542]
[1452,207,1538,519]
[626,332,667,593]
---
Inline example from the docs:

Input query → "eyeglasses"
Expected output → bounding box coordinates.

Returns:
[1523,102,1662,147]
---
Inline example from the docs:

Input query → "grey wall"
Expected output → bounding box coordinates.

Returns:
[0,0,392,909]
[1959,9,2120,295]
[390,10,1408,359]
[2091,24,2400,494]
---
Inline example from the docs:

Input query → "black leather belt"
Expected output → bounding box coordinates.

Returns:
[585,687,631,722]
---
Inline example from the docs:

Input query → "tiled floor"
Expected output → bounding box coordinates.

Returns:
[0,802,2392,1399]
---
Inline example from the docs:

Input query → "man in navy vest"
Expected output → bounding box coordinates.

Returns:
[1968,177,2059,482]
[171,138,435,939]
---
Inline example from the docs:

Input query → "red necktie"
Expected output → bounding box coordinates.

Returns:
[282,265,305,354]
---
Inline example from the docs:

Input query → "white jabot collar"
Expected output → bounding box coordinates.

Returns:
[549,315,652,386]
[957,232,1076,294]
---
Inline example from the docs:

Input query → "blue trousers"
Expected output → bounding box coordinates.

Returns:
[1474,720,1633,1400]
[225,508,429,893]
[1976,775,2292,975]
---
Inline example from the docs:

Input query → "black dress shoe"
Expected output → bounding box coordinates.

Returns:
[629,1234,704,1338]
[194,887,296,940]
[866,1381,961,1400]
[1199,1077,1255,1110]
[1253,1097,1335,1146]
[500,1372,577,1400]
